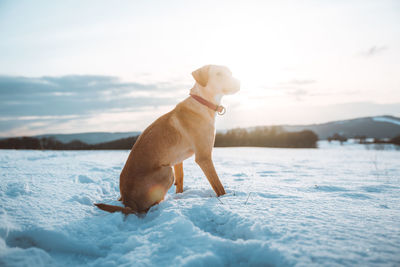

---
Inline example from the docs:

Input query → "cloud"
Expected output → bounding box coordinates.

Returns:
[286,88,309,101]
[266,79,316,101]
[0,75,185,116]
[361,45,388,57]
[0,75,189,136]
[285,79,316,86]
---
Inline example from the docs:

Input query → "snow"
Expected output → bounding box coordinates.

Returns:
[373,116,400,126]
[1,143,400,266]
[319,139,399,150]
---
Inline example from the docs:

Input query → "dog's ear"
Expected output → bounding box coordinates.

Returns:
[192,65,210,87]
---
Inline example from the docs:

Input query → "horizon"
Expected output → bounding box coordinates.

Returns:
[1,0,400,137]
[1,114,399,139]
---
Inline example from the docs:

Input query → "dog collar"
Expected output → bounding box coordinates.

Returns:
[189,93,226,115]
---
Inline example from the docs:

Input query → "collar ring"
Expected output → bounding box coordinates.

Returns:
[217,106,226,116]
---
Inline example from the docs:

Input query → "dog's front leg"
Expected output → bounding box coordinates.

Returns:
[174,162,184,193]
[195,155,226,196]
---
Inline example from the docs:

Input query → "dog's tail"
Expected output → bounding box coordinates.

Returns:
[94,203,135,215]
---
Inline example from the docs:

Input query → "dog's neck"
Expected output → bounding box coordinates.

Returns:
[190,84,223,106]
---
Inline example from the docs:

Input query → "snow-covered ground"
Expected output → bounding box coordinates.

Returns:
[373,116,400,126]
[1,142,399,266]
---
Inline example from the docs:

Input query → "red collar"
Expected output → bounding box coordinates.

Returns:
[189,93,226,115]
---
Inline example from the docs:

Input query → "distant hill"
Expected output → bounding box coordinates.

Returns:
[2,115,399,144]
[282,115,400,139]
[35,132,140,144]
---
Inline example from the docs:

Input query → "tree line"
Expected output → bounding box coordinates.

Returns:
[0,126,320,150]
[0,136,139,150]
[214,126,318,148]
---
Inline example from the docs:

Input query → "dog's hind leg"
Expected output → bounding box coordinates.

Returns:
[174,162,184,193]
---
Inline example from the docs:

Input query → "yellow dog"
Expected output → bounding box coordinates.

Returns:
[95,65,240,214]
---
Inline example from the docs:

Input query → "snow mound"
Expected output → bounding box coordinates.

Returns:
[373,116,400,125]
[0,146,399,266]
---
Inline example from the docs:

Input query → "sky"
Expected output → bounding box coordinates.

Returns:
[0,0,399,137]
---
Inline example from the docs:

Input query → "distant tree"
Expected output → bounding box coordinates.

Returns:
[91,136,139,150]
[214,127,318,148]
[390,135,400,146]
[64,140,90,150]
[327,133,347,144]
[0,137,41,149]
[354,135,367,144]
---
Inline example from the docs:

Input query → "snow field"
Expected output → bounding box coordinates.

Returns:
[0,142,399,266]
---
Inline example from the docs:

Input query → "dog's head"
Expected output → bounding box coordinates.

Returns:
[192,65,240,95]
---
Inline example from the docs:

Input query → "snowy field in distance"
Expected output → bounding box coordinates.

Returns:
[0,141,399,266]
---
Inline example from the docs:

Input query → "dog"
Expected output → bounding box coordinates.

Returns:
[95,65,240,214]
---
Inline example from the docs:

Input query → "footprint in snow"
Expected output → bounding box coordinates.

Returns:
[5,182,30,197]
[76,175,95,184]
